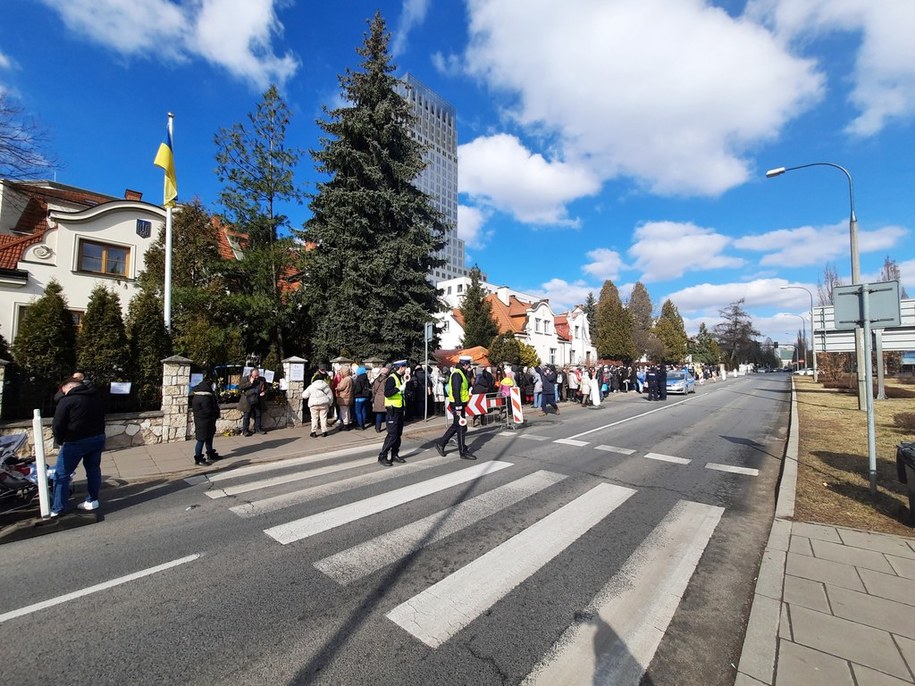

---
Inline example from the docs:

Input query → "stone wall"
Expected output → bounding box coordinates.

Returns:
[0,355,309,455]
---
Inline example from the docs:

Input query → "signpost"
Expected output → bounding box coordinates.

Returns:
[423,322,434,423]
[832,281,902,496]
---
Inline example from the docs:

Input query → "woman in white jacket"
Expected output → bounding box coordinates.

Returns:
[302,374,335,438]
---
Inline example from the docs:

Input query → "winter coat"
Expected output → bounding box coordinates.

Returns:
[52,383,105,445]
[191,379,220,440]
[352,372,371,400]
[533,368,544,394]
[335,371,354,406]
[430,369,446,402]
[302,379,334,408]
[371,373,389,412]
[541,368,557,394]
[471,369,495,395]
[238,374,266,412]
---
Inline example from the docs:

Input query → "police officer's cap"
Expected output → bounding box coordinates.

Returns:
[458,355,473,364]
[392,359,408,368]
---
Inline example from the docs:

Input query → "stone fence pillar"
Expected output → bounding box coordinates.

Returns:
[283,356,308,427]
[161,355,193,443]
[0,359,7,418]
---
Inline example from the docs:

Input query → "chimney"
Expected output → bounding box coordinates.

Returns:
[124,189,143,201]
[496,286,510,306]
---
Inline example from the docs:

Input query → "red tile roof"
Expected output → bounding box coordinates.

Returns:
[0,230,46,269]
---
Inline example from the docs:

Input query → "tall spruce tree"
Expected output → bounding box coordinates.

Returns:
[215,85,304,362]
[299,12,445,362]
[689,322,720,365]
[583,291,597,333]
[460,267,498,348]
[652,299,688,363]
[126,290,172,408]
[594,280,636,361]
[627,281,653,358]
[11,280,76,383]
[77,285,130,384]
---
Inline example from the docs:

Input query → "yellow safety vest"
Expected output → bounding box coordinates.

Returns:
[448,368,470,403]
[384,374,404,408]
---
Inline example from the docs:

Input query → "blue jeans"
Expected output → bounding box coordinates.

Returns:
[52,433,105,513]
[354,398,369,428]
[375,411,385,431]
[533,391,542,409]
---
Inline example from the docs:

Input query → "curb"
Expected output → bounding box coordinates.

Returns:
[735,378,797,685]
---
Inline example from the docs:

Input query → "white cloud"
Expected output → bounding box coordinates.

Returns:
[629,221,744,283]
[583,248,626,281]
[39,0,297,89]
[462,0,824,197]
[392,0,431,56]
[529,278,595,312]
[735,220,907,267]
[457,204,491,248]
[431,51,463,77]
[747,0,915,136]
[0,50,12,71]
[665,277,801,314]
[458,133,602,225]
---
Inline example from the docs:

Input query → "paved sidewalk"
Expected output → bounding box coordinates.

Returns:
[736,384,915,685]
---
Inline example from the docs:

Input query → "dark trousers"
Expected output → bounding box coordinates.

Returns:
[439,404,468,454]
[242,404,262,433]
[542,392,558,413]
[647,382,659,401]
[379,407,404,459]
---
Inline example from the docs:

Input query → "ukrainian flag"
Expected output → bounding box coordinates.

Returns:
[153,118,177,207]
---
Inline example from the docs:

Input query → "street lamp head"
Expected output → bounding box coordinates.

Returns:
[766,167,786,178]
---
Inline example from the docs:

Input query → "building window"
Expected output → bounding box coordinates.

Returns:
[550,348,556,364]
[535,318,541,333]
[447,286,452,295]
[457,284,463,293]
[77,239,129,277]
[544,321,551,335]
[575,326,580,339]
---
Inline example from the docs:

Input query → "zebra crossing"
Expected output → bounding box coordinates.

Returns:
[187,447,727,683]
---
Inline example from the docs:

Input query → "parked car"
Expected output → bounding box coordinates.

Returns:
[666,370,696,394]
[792,368,814,376]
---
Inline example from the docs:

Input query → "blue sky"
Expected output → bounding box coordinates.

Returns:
[2,0,914,344]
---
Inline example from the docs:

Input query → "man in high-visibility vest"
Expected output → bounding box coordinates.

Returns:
[434,355,475,459]
[378,360,409,466]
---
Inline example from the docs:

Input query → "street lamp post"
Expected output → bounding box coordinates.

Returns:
[781,285,818,382]
[766,163,866,409]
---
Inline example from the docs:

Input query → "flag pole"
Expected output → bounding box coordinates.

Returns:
[163,113,174,332]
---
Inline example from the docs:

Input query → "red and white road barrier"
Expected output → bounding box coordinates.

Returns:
[510,387,523,425]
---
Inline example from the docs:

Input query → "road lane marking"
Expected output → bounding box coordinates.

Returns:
[314,470,567,585]
[522,500,724,686]
[205,457,379,498]
[0,554,201,624]
[188,443,390,485]
[230,455,446,517]
[568,394,707,441]
[554,438,589,447]
[263,461,514,545]
[499,431,517,437]
[595,445,636,455]
[706,463,759,476]
[518,434,550,441]
[385,483,636,648]
[644,452,691,465]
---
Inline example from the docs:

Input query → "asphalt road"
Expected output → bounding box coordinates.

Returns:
[0,373,789,686]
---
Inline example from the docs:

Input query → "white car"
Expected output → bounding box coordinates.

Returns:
[792,368,814,376]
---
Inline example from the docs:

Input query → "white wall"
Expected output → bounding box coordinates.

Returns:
[0,201,164,343]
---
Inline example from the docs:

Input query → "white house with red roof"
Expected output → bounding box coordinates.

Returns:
[0,179,170,344]
[436,276,596,366]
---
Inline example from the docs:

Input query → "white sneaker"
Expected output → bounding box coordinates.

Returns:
[77,499,99,511]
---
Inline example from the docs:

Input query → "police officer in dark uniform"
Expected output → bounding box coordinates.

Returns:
[378,360,409,466]
[646,365,659,401]
[658,363,668,400]
[434,355,476,459]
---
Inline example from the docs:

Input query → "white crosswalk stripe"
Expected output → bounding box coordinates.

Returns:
[314,470,567,585]
[523,500,723,685]
[385,482,636,648]
[554,438,589,447]
[229,453,445,518]
[706,462,759,476]
[595,445,636,455]
[644,452,691,465]
[263,460,514,545]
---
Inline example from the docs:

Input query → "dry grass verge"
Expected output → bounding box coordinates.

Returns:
[794,375,915,536]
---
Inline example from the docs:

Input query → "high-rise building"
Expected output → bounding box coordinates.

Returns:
[398,73,468,281]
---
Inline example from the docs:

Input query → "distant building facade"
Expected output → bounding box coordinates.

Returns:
[436,275,596,366]
[398,74,468,282]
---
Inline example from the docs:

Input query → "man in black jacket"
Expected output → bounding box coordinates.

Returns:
[191,377,220,466]
[51,376,106,516]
